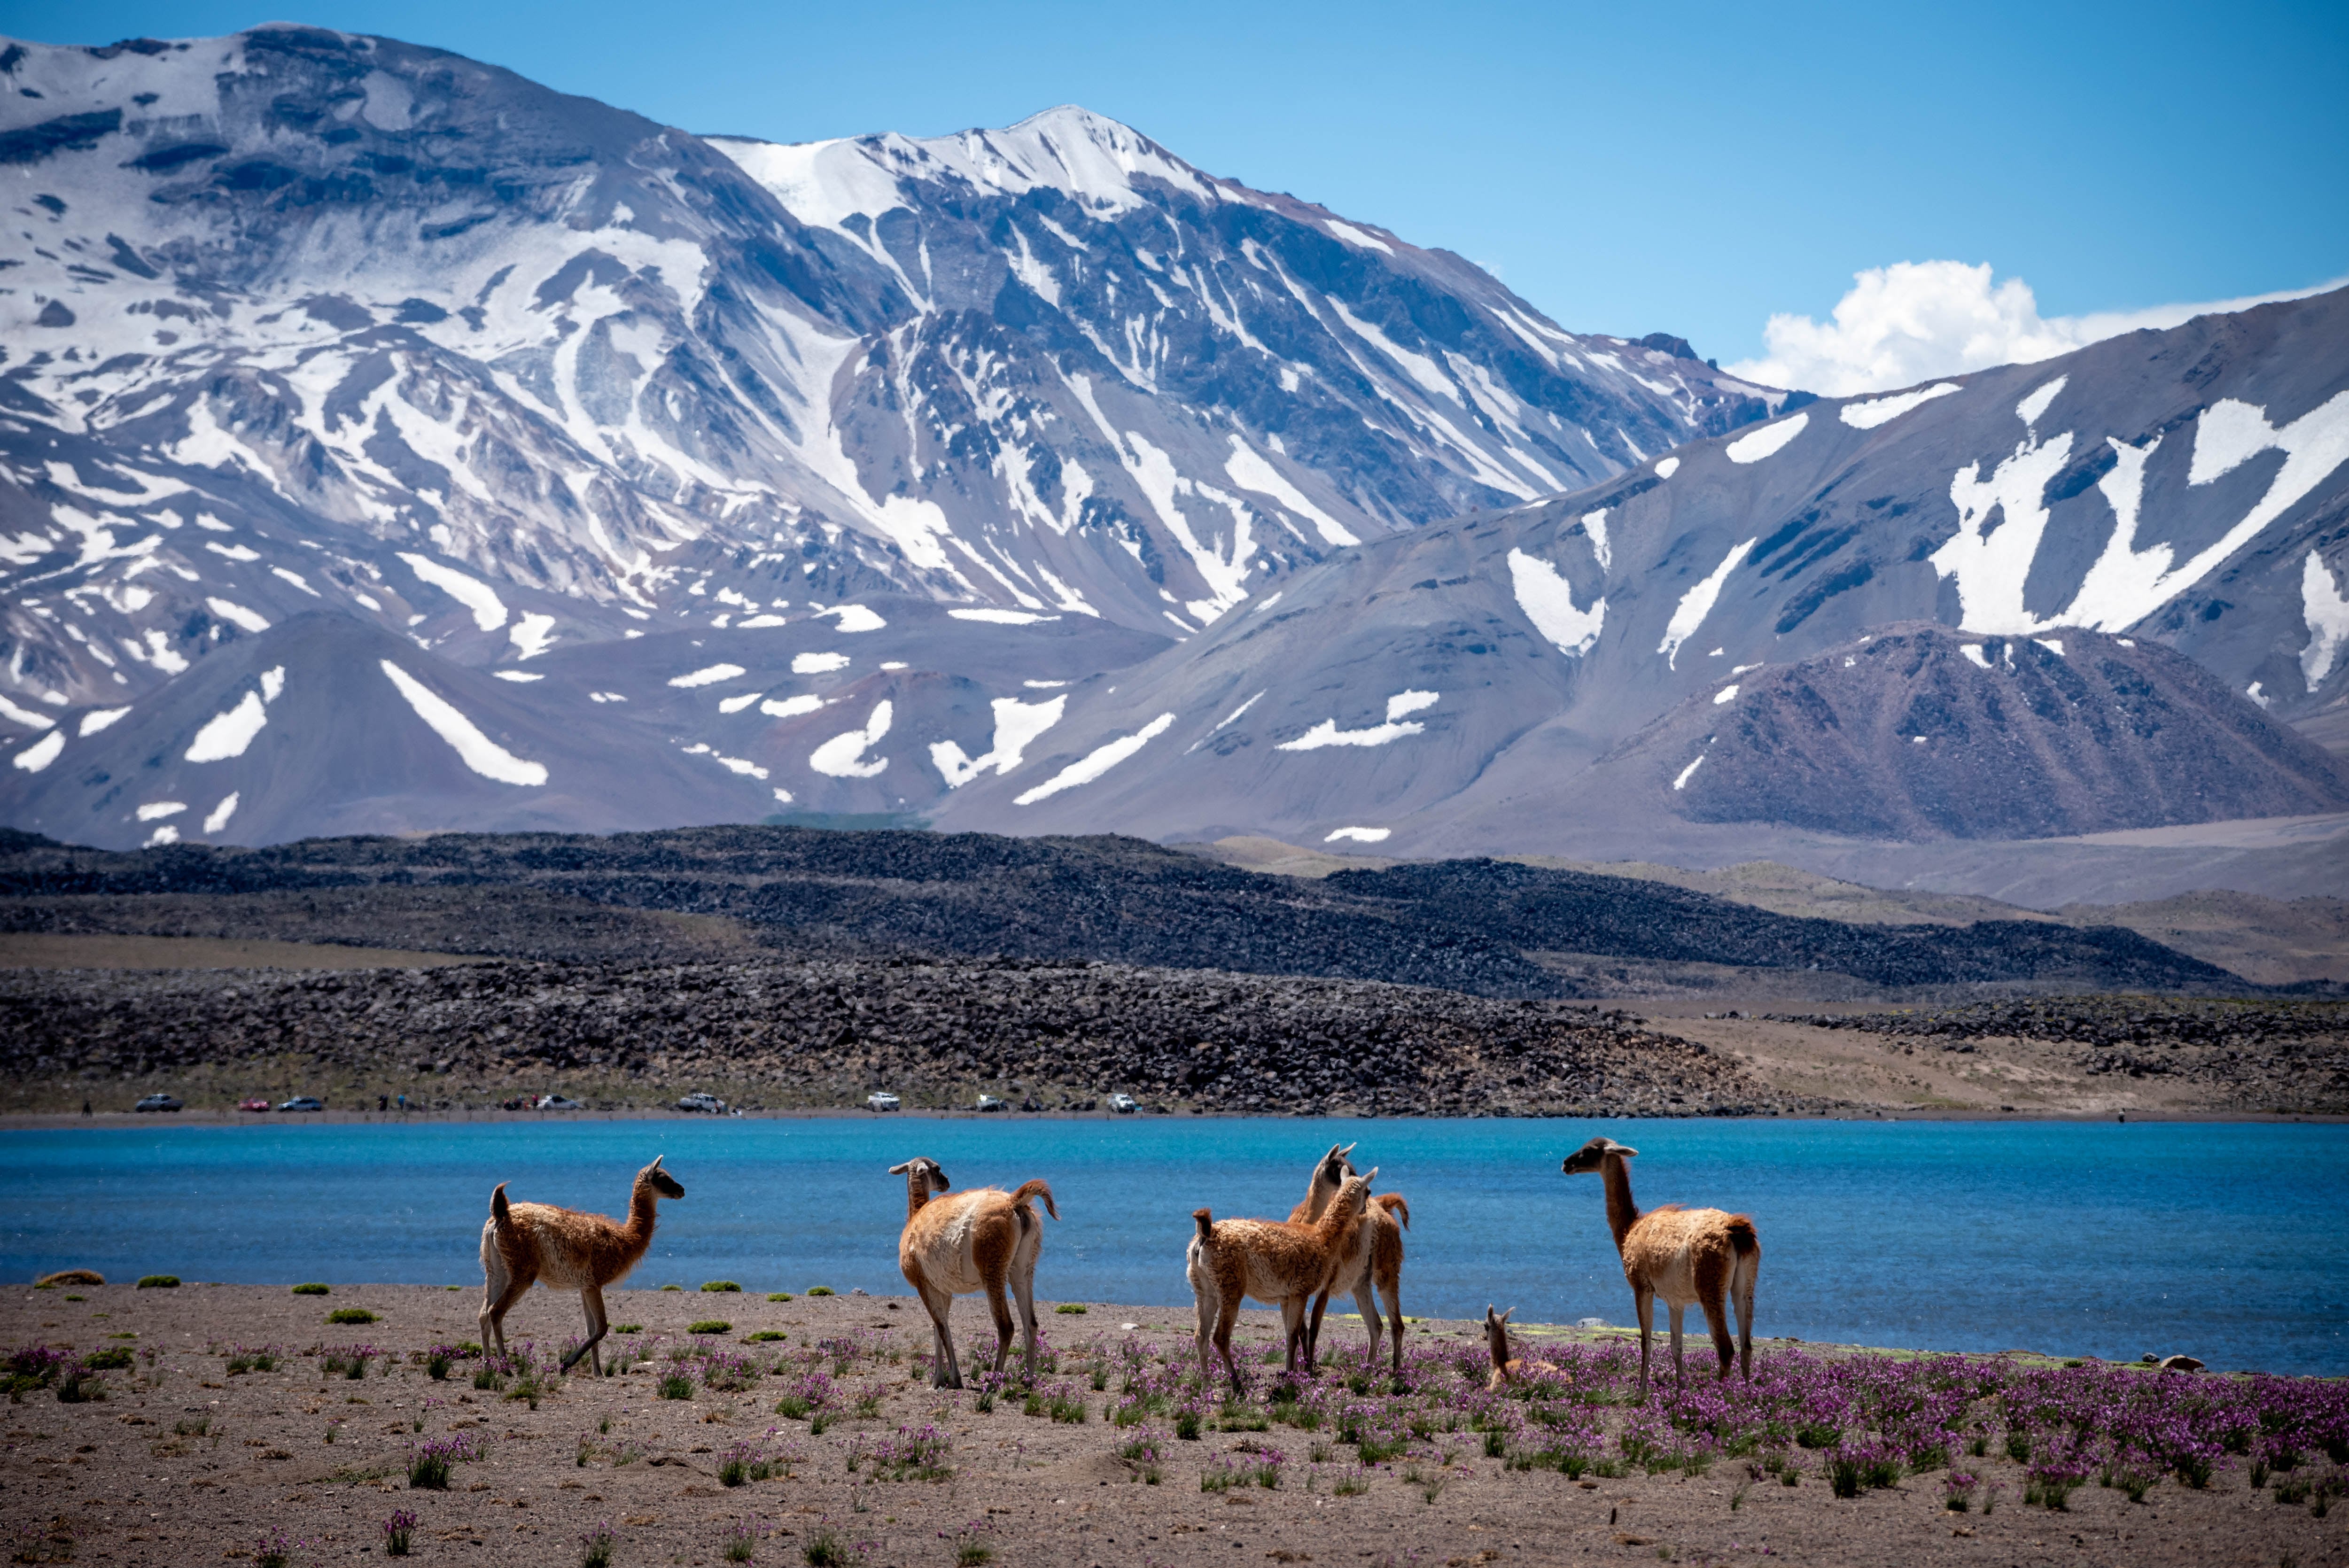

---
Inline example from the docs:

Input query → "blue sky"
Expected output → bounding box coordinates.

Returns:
[6,0,2344,372]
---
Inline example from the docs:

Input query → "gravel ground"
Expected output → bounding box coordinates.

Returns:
[4,1284,2341,1568]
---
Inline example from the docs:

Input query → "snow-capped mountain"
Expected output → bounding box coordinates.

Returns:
[6,25,2344,874]
[0,29,1761,701]
[923,290,2349,857]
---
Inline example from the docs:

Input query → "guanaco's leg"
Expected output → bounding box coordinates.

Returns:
[1632,1282,1655,1403]
[1215,1283,1248,1392]
[1701,1294,1735,1381]
[982,1272,1017,1380]
[563,1283,610,1376]
[1010,1236,1043,1383]
[1344,1280,1377,1372]
[1377,1270,1405,1374]
[1667,1303,1688,1387]
[920,1283,963,1389]
[1732,1255,1758,1382]
[481,1253,533,1363]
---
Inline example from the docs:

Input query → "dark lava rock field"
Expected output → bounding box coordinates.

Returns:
[0,824,2271,1116]
[0,824,2243,994]
[1762,997,2349,1111]
[0,956,1802,1118]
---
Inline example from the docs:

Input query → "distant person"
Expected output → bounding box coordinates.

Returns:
[81,1099,91,1117]
[398,1093,408,1114]
[378,1095,389,1112]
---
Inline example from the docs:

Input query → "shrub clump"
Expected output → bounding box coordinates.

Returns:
[407,1433,480,1490]
[136,1275,180,1289]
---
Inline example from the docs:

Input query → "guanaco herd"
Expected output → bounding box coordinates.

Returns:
[479,1135,1759,1403]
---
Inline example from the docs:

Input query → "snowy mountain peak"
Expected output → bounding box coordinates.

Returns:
[709,103,1213,234]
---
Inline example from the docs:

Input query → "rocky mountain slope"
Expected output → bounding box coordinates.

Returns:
[0,25,1779,850]
[1604,624,2349,839]
[929,291,2349,853]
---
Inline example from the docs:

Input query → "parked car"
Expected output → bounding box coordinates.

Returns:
[536,1094,585,1111]
[132,1093,181,1114]
[866,1091,901,1112]
[975,1094,1005,1113]
[237,1098,271,1113]
[675,1092,727,1114]
[1108,1093,1139,1115]
[278,1096,325,1113]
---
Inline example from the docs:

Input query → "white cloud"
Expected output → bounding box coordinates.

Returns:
[1727,261,2342,397]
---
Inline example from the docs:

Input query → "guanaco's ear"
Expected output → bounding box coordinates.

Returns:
[887,1161,912,1175]
[1501,1306,1516,1322]
[1360,1166,1378,1183]
[1608,1142,1640,1158]
[651,1155,665,1170]
[1338,1142,1357,1157]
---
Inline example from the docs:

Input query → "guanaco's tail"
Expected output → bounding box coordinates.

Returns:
[1724,1214,1758,1258]
[490,1182,513,1228]
[1009,1179,1060,1222]
[1376,1193,1411,1229]
[1192,1207,1214,1241]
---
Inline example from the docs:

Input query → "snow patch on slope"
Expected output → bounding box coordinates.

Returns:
[809,701,892,778]
[932,694,1067,786]
[1725,412,1808,464]
[1015,711,1174,804]
[1278,690,1439,751]
[185,691,269,762]
[1840,382,1961,430]
[379,662,547,786]
[399,553,508,632]
[1508,549,1604,656]
[1223,437,1358,547]
[1657,539,1758,668]
[2303,551,2349,690]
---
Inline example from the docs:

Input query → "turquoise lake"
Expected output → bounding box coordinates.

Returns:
[4,1117,2343,1374]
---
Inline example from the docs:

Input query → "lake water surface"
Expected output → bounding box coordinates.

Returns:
[4,1117,2343,1374]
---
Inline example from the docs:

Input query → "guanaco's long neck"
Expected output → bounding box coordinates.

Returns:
[904,1175,931,1226]
[1300,1167,1338,1223]
[1601,1155,1641,1255]
[1315,1191,1363,1250]
[618,1180,661,1262]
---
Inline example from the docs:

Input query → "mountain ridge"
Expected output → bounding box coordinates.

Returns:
[3,26,2346,885]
